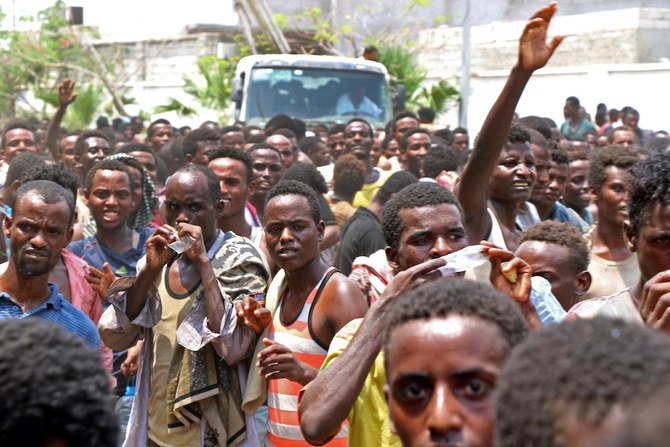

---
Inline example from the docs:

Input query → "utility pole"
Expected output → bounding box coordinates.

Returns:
[242,0,291,54]
[459,0,471,129]
[233,0,257,54]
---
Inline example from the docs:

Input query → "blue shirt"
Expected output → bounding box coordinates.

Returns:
[68,227,153,277]
[0,283,100,348]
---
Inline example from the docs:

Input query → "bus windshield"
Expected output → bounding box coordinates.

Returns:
[244,66,390,128]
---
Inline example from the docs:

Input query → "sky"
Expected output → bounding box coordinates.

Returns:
[1,0,239,41]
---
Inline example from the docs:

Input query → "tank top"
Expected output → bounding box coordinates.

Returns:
[266,267,348,446]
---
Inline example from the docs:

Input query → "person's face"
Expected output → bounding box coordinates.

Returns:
[541,162,568,207]
[593,166,630,226]
[222,131,244,152]
[516,240,589,311]
[395,117,419,142]
[488,142,537,205]
[149,124,173,150]
[264,194,324,272]
[370,138,383,166]
[564,159,591,210]
[3,128,37,162]
[622,113,639,130]
[125,166,143,217]
[310,141,330,167]
[611,130,635,147]
[596,135,609,148]
[564,101,578,119]
[327,132,345,160]
[86,169,134,232]
[401,133,431,178]
[585,133,596,149]
[165,172,222,241]
[529,145,550,203]
[208,157,254,220]
[452,133,469,154]
[6,193,73,277]
[80,137,111,175]
[267,134,296,169]
[385,139,401,159]
[250,149,283,199]
[128,151,157,184]
[386,315,507,447]
[58,135,78,168]
[626,203,670,284]
[387,204,468,274]
[344,121,373,159]
[190,139,222,166]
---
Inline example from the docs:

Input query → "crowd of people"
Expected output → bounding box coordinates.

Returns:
[2,2,670,446]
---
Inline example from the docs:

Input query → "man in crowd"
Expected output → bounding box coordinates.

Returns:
[221,125,245,152]
[99,164,269,446]
[398,128,431,178]
[449,126,470,155]
[0,121,38,186]
[267,131,298,169]
[583,146,640,299]
[607,125,636,147]
[560,96,597,140]
[0,180,99,347]
[183,127,223,166]
[563,149,594,227]
[240,180,368,446]
[299,136,330,167]
[146,118,174,153]
[247,143,284,224]
[74,130,112,180]
[392,112,419,144]
[621,107,652,147]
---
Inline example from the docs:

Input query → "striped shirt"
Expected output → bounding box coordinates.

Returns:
[266,267,348,447]
[0,283,100,348]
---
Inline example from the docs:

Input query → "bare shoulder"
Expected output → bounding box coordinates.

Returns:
[322,271,367,305]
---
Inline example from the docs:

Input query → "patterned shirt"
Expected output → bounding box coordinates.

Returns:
[0,283,100,348]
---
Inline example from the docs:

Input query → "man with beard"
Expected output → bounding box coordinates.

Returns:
[0,180,99,348]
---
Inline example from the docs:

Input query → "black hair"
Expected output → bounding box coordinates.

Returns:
[646,136,670,152]
[0,319,117,446]
[417,107,436,122]
[345,118,373,139]
[495,318,670,447]
[550,148,569,166]
[298,136,324,154]
[566,96,580,107]
[328,124,346,136]
[245,133,266,145]
[220,125,243,135]
[364,45,378,53]
[383,279,528,370]
[120,142,157,163]
[381,181,463,249]
[84,159,133,198]
[518,115,552,140]
[243,125,263,140]
[266,180,321,224]
[333,154,366,198]
[588,146,640,193]
[146,118,171,138]
[519,220,589,272]
[398,127,431,151]
[21,162,81,199]
[281,164,328,195]
[373,170,418,206]
[182,128,221,158]
[247,142,281,157]
[265,114,296,134]
[207,147,254,184]
[2,120,35,148]
[525,128,550,150]
[393,111,419,124]
[14,180,75,223]
[422,145,460,178]
[628,151,670,237]
[169,164,221,205]
[506,124,531,145]
[6,153,44,186]
[74,130,109,157]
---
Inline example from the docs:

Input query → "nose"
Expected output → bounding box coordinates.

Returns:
[516,162,531,177]
[279,227,293,242]
[427,385,463,439]
[176,209,190,224]
[431,236,452,258]
[105,192,118,206]
[30,231,47,249]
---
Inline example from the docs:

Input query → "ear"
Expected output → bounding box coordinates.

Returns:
[385,245,399,272]
[623,219,636,252]
[384,384,398,435]
[4,214,11,238]
[316,220,325,243]
[214,199,225,220]
[247,180,256,198]
[574,270,592,298]
[8,180,20,198]
[185,153,193,163]
[82,191,90,208]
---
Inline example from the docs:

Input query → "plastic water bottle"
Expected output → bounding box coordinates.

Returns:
[115,377,135,446]
[529,276,567,326]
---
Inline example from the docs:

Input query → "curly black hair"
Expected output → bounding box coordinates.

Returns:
[383,279,529,371]
[333,154,366,198]
[506,124,531,145]
[21,162,81,198]
[550,148,569,166]
[207,147,254,184]
[373,170,417,206]
[628,151,670,237]
[588,146,640,193]
[0,318,118,446]
[265,179,321,224]
[495,317,670,447]
[381,182,463,249]
[422,145,459,178]
[282,163,328,195]
[182,127,221,158]
[84,159,132,196]
[518,220,589,272]
[6,153,44,187]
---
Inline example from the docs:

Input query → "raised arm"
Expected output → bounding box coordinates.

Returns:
[456,2,563,242]
[46,79,77,161]
[299,258,445,444]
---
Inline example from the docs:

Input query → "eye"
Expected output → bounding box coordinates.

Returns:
[500,160,518,168]
[463,378,490,399]
[394,379,432,404]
